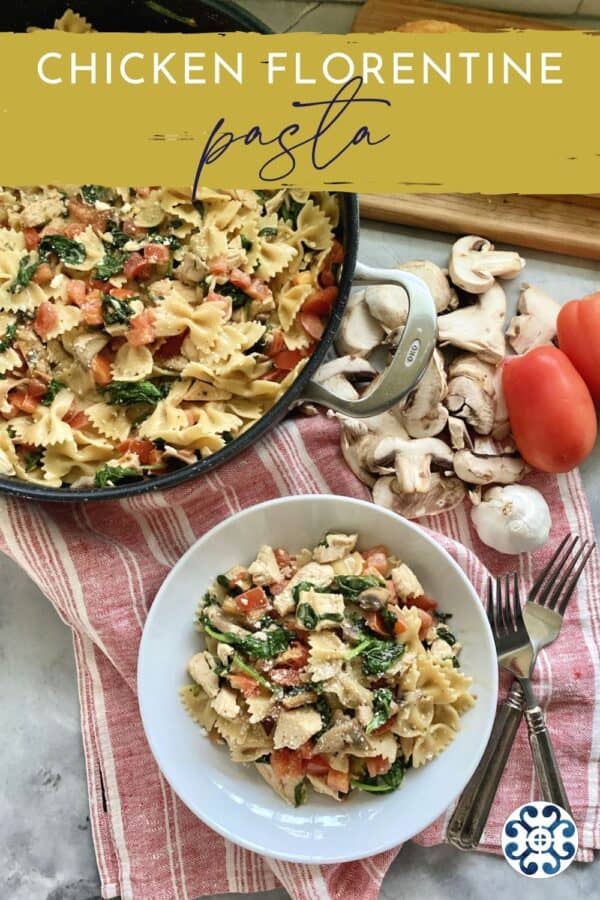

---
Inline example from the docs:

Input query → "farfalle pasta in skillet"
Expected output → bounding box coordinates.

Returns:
[0,186,341,488]
[182,534,475,805]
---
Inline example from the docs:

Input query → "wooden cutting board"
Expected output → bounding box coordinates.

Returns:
[353,2,600,260]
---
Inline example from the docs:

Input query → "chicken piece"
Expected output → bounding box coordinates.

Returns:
[187,651,219,698]
[272,708,323,750]
[273,561,335,617]
[247,545,282,587]
[429,638,456,661]
[216,643,234,667]
[391,563,424,601]
[298,589,345,631]
[20,191,66,227]
[210,687,240,720]
[312,532,358,564]
[206,605,250,636]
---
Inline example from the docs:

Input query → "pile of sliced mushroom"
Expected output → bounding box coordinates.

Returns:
[319,234,561,519]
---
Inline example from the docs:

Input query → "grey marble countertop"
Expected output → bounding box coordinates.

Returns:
[1,3,600,899]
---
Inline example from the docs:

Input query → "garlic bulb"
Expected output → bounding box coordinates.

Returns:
[471,485,551,555]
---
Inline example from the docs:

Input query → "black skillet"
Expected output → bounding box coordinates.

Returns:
[0,0,437,501]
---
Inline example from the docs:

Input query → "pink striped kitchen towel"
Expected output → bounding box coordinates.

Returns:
[0,413,598,900]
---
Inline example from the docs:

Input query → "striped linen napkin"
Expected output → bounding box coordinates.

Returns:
[0,414,598,900]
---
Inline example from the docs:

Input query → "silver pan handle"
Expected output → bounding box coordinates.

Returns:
[301,261,437,418]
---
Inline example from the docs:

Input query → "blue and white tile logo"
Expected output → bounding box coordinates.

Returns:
[502,802,578,878]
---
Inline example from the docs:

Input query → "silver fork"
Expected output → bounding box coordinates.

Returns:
[447,536,594,849]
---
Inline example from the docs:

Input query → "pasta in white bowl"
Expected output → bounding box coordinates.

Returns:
[138,495,498,862]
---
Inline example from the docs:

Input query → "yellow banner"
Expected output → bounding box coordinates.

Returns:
[1,29,598,191]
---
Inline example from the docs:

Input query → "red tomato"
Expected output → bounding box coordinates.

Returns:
[364,611,390,637]
[118,439,159,466]
[33,301,59,339]
[122,219,147,240]
[365,755,391,778]
[299,312,325,342]
[9,391,39,414]
[273,349,305,372]
[330,239,344,264]
[275,641,309,669]
[271,748,305,780]
[67,198,110,234]
[557,293,600,405]
[502,346,597,473]
[143,243,170,265]
[227,674,261,697]
[405,594,437,612]
[229,267,251,290]
[362,546,389,575]
[109,288,139,301]
[270,668,302,687]
[66,279,87,306]
[208,257,229,276]
[23,228,40,251]
[91,351,113,387]
[306,755,329,777]
[235,586,268,613]
[27,379,49,399]
[155,330,187,361]
[127,309,156,346]
[327,768,350,794]
[64,223,84,240]
[266,330,286,358]
[81,291,104,326]
[123,252,152,281]
[246,277,271,302]
[302,286,338,317]
[40,223,64,238]
[393,616,407,637]
[417,609,433,640]
[318,268,336,288]
[64,407,90,430]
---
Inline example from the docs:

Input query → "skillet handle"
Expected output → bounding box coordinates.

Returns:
[300,261,437,418]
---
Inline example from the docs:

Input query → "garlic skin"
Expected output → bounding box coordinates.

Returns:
[470,485,551,555]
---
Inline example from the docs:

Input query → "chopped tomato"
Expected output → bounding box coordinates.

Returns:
[269,668,302,687]
[23,228,41,251]
[208,256,229,276]
[227,674,262,697]
[302,286,338,317]
[33,301,59,339]
[372,718,396,736]
[331,239,344,264]
[299,312,325,341]
[417,609,434,640]
[143,243,170,265]
[306,755,329,777]
[297,741,314,760]
[365,611,390,638]
[122,219,147,240]
[32,263,53,286]
[67,198,110,234]
[155,330,187,361]
[261,369,286,383]
[318,268,336,288]
[123,252,152,281]
[246,277,271,302]
[91,351,113,387]
[66,279,87,306]
[266,330,286,358]
[64,406,90,429]
[64,222,84,239]
[405,594,438,612]
[118,439,159,466]
[81,291,104,326]
[127,309,156,346]
[108,287,139,301]
[273,349,305,372]
[362,546,389,575]
[274,547,291,567]
[229,267,252,290]
[40,223,64,238]
[365,755,391,778]
[9,391,39,414]
[327,768,350,794]
[271,748,305,781]
[393,616,407,637]
[270,580,290,596]
[275,641,309,669]
[27,379,49,400]
[235,586,268,614]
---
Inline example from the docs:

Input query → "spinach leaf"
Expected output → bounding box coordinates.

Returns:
[365,688,393,734]
[315,694,332,738]
[294,780,307,807]
[240,235,253,251]
[279,197,304,227]
[216,282,249,310]
[435,610,453,623]
[222,431,234,444]
[296,603,319,630]
[105,220,130,248]
[231,654,275,693]
[256,753,271,764]
[39,235,86,266]
[147,233,182,250]
[104,380,169,407]
[94,464,140,488]
[292,581,330,604]
[345,637,405,676]
[216,574,243,597]
[352,758,407,794]
[8,255,38,294]
[23,449,43,472]
[101,294,135,326]
[333,575,384,600]
[40,379,66,406]
[202,620,293,661]
[436,625,456,646]
[0,321,17,352]
[258,226,278,238]
[81,184,112,205]
[95,249,127,281]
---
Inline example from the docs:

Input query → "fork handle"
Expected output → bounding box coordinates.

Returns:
[447,682,524,850]
[524,704,572,814]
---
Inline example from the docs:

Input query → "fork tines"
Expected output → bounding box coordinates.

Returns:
[529,535,596,615]
[487,573,523,635]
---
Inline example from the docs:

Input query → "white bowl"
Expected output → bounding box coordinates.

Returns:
[138,495,498,863]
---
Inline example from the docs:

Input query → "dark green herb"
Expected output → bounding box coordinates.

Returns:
[101,294,135,326]
[202,620,293,661]
[240,235,253,251]
[292,581,329,604]
[296,603,319,630]
[334,575,384,600]
[216,574,243,597]
[0,322,17,352]
[345,637,405,676]
[81,185,112,205]
[145,0,197,27]
[279,197,304,227]
[231,654,276,693]
[315,694,332,738]
[366,688,393,734]
[217,282,249,310]
[258,227,278,239]
[8,254,39,294]
[255,191,270,206]
[95,249,127,281]
[105,220,130,248]
[352,758,407,794]
[24,449,43,472]
[147,233,182,250]
[39,235,86,265]
[94,465,140,488]
[294,780,307,807]
[435,610,453,623]
[437,625,456,646]
[222,431,234,444]
[256,753,271,764]
[451,656,460,668]
[40,379,66,406]
[104,380,169,407]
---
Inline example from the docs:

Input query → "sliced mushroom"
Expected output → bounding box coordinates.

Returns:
[356,587,391,610]
[372,473,467,519]
[471,434,517,456]
[364,284,409,332]
[447,415,473,451]
[316,356,377,384]
[506,284,561,354]
[453,450,530,485]
[368,435,454,493]
[314,717,368,755]
[335,288,384,357]
[449,235,525,294]
[491,364,510,440]
[445,354,497,435]
[397,260,458,313]
[319,374,359,402]
[341,431,377,488]
[399,349,448,438]
[437,283,507,365]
